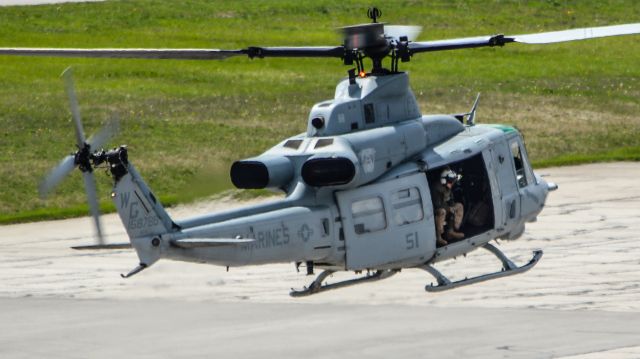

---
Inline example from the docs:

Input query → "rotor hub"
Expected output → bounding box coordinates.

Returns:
[74,143,93,173]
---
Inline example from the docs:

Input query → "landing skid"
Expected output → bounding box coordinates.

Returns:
[422,243,542,292]
[290,269,398,297]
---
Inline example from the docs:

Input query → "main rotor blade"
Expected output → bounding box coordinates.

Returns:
[39,155,76,199]
[82,171,104,244]
[243,46,344,58]
[409,35,508,53]
[87,116,120,152]
[0,46,344,60]
[409,23,640,54]
[0,48,244,60]
[61,67,85,148]
[512,23,640,44]
[0,47,345,60]
[2,23,637,61]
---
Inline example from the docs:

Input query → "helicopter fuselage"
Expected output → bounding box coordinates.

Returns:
[159,126,547,270]
[110,73,551,275]
[13,11,636,294]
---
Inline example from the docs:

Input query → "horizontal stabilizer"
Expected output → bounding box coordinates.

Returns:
[72,243,132,250]
[172,237,255,248]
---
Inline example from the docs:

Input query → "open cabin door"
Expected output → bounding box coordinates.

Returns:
[337,172,436,270]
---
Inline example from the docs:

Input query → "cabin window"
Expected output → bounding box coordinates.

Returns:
[391,187,423,226]
[364,103,375,124]
[510,141,527,187]
[351,196,386,234]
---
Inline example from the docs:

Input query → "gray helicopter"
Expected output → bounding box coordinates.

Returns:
[3,9,639,296]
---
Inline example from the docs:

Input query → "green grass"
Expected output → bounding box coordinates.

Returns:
[533,146,640,168]
[1,0,639,223]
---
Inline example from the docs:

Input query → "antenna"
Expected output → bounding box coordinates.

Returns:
[367,7,381,23]
[467,93,481,126]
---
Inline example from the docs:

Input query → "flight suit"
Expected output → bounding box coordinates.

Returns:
[433,182,464,244]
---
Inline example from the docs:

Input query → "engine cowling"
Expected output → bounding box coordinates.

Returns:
[301,156,356,187]
[230,156,294,189]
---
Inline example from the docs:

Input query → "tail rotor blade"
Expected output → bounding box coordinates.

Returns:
[82,171,104,244]
[39,155,76,199]
[62,67,86,148]
[88,115,120,152]
[40,67,108,244]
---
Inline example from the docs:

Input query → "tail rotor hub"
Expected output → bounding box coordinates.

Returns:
[74,143,93,173]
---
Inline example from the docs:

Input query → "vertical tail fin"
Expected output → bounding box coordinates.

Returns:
[107,147,180,269]
[113,164,179,239]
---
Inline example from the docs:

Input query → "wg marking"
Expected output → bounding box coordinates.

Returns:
[128,197,159,230]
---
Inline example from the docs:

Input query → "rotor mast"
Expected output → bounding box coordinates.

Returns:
[340,7,408,75]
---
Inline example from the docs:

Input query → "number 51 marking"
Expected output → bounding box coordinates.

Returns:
[406,232,419,250]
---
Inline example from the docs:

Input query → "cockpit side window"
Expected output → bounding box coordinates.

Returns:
[519,139,537,185]
[510,140,530,187]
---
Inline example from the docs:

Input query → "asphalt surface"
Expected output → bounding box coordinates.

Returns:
[2,298,640,359]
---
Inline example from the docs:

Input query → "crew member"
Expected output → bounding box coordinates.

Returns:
[433,168,464,246]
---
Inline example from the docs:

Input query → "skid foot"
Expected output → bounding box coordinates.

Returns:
[422,243,543,292]
[290,269,397,297]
